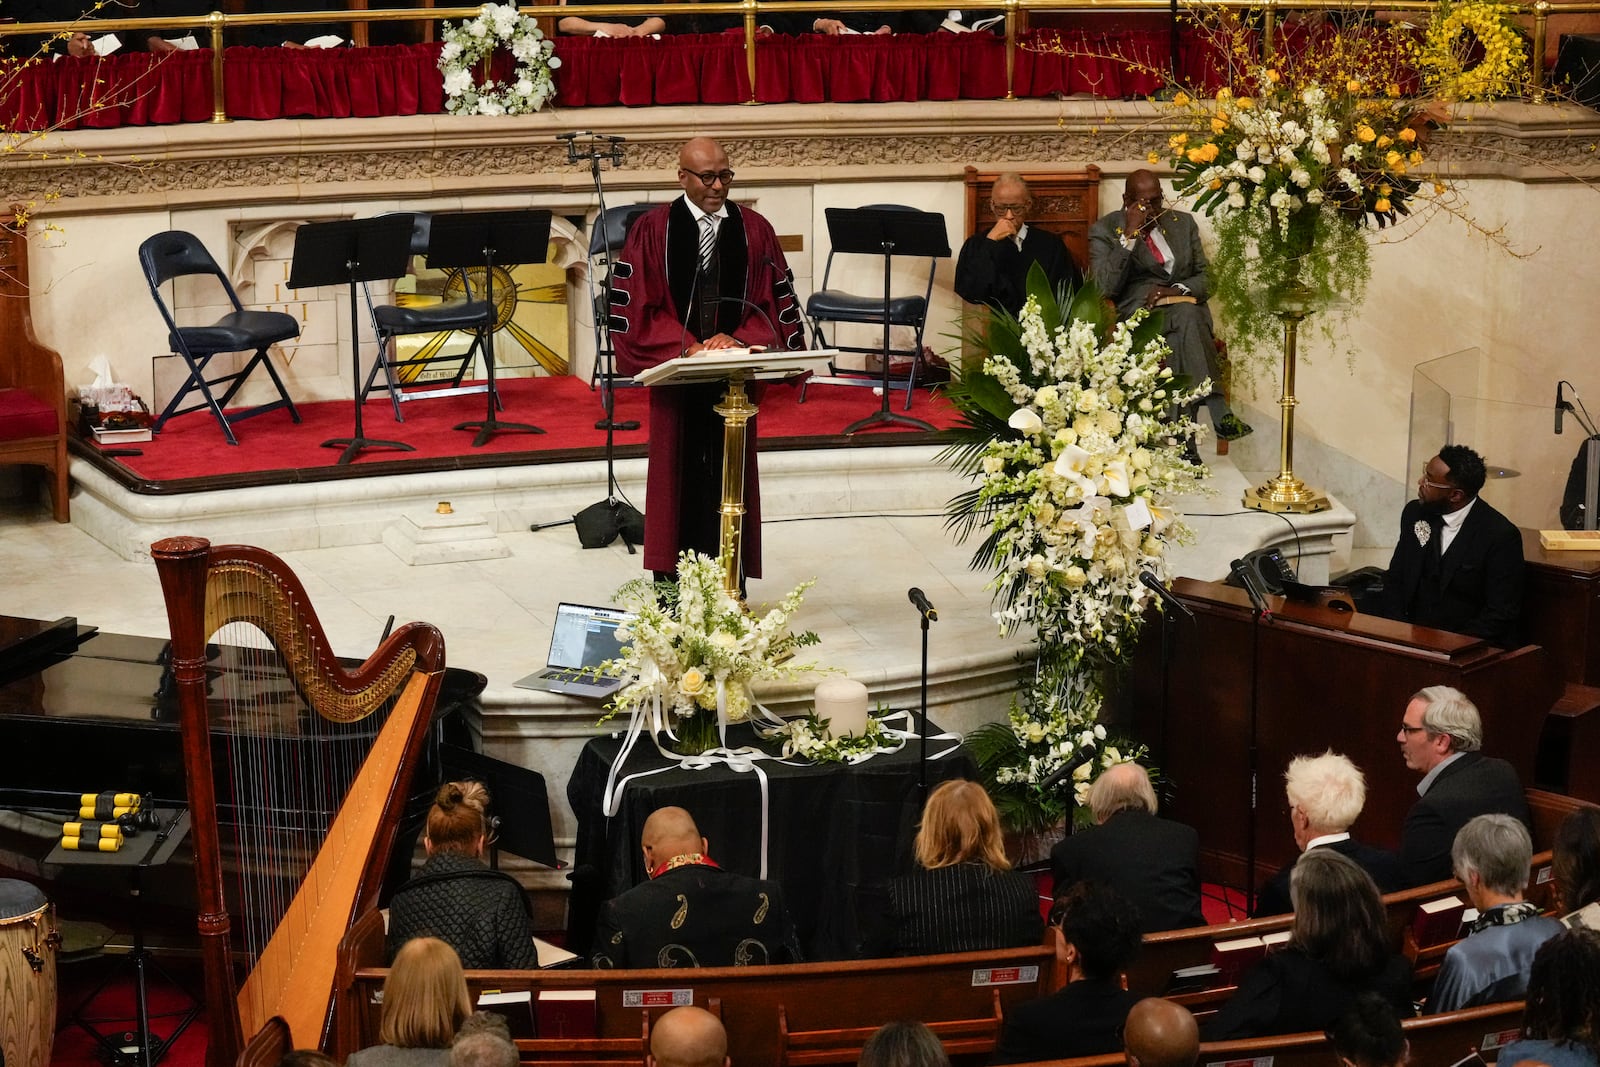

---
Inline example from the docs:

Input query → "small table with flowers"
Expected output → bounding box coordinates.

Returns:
[565,720,975,962]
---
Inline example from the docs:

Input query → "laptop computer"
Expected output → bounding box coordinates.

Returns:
[512,603,635,698]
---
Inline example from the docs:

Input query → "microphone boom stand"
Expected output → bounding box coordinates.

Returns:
[560,131,645,550]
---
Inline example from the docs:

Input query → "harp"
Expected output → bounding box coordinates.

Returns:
[152,536,446,1067]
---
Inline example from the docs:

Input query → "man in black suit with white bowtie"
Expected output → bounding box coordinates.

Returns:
[1379,443,1524,647]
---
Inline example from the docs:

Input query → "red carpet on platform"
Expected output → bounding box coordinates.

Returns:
[88,375,961,487]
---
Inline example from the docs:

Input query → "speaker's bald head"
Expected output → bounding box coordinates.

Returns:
[648,1006,728,1067]
[1124,998,1198,1067]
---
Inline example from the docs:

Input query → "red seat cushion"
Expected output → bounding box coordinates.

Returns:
[0,388,58,441]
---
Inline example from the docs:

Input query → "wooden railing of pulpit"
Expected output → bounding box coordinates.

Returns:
[1125,578,1562,889]
[152,536,447,1067]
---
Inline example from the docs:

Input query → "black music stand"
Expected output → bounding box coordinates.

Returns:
[426,210,553,447]
[824,207,948,434]
[288,217,416,464]
[50,808,196,1067]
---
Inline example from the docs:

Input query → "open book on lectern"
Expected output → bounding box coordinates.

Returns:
[634,348,839,388]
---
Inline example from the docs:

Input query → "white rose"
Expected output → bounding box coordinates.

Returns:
[1035,385,1059,407]
[1025,556,1048,579]
[981,454,1005,475]
[678,668,707,696]
[1062,565,1088,588]
[1248,166,1267,183]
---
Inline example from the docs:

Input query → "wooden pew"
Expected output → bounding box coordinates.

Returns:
[335,912,1069,1065]
[1000,998,1525,1067]
[776,990,1002,1066]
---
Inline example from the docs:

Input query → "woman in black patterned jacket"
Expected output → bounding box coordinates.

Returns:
[386,781,539,969]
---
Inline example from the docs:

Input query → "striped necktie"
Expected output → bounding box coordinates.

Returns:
[699,216,717,269]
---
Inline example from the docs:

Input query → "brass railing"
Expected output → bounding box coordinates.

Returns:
[2,1,1595,121]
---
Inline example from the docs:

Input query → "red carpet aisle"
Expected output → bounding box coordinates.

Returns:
[90,376,961,486]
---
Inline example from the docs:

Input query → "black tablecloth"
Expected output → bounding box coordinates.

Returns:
[566,720,975,961]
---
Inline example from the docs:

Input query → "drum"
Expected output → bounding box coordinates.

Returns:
[0,879,58,1067]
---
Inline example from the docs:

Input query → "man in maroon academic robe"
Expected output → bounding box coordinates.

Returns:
[609,136,806,582]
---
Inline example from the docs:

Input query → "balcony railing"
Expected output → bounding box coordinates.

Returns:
[2,0,1593,121]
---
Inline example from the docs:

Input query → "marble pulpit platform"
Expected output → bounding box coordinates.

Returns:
[5,442,1353,912]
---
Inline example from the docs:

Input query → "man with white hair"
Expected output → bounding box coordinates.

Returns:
[1397,686,1530,887]
[1251,751,1402,917]
[1050,762,1205,933]
[1428,814,1562,1013]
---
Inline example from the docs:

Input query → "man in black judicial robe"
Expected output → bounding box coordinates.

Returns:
[1378,443,1524,647]
[591,806,801,967]
[955,171,1082,317]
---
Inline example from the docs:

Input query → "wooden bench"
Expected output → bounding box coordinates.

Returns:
[335,910,1069,1066]
[0,217,69,522]
[1003,998,1525,1067]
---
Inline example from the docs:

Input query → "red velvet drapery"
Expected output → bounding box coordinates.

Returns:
[0,32,1248,130]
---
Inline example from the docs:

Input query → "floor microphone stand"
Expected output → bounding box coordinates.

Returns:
[561,131,644,550]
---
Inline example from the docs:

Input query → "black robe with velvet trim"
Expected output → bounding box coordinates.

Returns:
[608,197,805,578]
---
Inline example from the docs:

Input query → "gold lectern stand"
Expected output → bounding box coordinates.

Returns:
[637,348,837,595]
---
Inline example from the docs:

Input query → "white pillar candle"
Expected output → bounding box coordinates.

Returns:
[815,677,870,739]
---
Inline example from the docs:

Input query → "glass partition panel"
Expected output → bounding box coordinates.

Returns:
[1410,348,1581,532]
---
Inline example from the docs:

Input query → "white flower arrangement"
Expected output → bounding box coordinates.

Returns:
[946,272,1198,832]
[599,551,820,753]
[438,3,559,116]
[775,710,898,763]
[967,294,1206,649]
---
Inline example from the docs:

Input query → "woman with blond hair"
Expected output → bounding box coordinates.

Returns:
[386,781,538,969]
[876,779,1042,957]
[348,937,472,1067]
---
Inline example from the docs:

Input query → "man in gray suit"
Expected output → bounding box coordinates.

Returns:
[1089,170,1251,446]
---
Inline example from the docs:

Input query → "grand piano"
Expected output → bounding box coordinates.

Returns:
[0,613,485,918]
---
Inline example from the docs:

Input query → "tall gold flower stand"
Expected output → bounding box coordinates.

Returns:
[1244,284,1330,515]
[636,348,837,597]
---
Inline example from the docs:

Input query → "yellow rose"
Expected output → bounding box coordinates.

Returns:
[1374,197,1392,213]
[1377,134,1393,149]
[1409,150,1423,165]
[1385,149,1403,167]
[1172,91,1191,107]
[1201,143,1220,163]
[1266,69,1281,82]
[1356,125,1376,143]
[1169,132,1189,149]
[1347,79,1362,93]
[1237,97,1254,109]
[1147,151,1161,165]
[1211,115,1229,134]
[1209,177,1223,190]
[679,668,708,697]
[1185,146,1206,164]
[1399,127,1417,143]
[1215,87,1232,102]
[1377,183,1392,196]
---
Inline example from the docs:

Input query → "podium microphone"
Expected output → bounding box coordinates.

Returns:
[1138,570,1194,620]
[1230,558,1273,620]
[1558,381,1566,435]
[908,587,938,622]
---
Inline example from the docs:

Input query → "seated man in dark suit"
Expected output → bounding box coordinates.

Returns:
[954,172,1083,318]
[1377,443,1524,647]
[1252,751,1402,916]
[1050,762,1205,932]
[1397,685,1531,887]
[591,805,801,967]
[991,883,1143,1063]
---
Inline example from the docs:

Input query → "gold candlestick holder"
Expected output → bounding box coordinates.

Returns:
[1244,281,1330,515]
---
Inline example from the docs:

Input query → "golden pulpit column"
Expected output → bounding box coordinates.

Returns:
[637,349,837,598]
